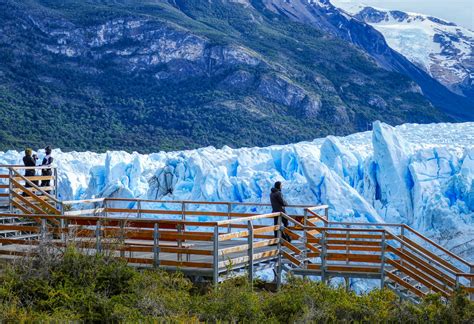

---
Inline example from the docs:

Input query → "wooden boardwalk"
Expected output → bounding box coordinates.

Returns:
[0,164,473,302]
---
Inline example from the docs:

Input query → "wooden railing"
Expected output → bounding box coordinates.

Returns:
[0,191,471,301]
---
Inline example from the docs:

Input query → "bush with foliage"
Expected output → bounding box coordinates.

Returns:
[0,246,472,322]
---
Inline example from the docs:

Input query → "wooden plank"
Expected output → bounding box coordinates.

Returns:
[282,251,301,267]
[386,271,426,298]
[326,253,381,263]
[283,228,301,241]
[0,193,9,197]
[307,264,321,270]
[401,236,462,274]
[387,260,447,297]
[282,239,302,255]
[11,179,60,215]
[219,230,249,241]
[327,265,380,274]
[389,259,452,296]
[386,245,456,287]
[253,225,279,235]
[12,200,33,216]
[0,184,9,189]
[159,259,213,269]
[326,239,382,247]
[12,191,47,215]
[0,224,40,232]
[327,233,383,240]
[13,175,54,182]
[219,238,278,255]
[327,245,382,252]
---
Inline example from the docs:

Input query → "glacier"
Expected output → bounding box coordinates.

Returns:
[0,121,473,261]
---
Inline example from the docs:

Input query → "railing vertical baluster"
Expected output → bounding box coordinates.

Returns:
[120,220,125,258]
[95,220,101,253]
[54,167,58,200]
[213,225,219,288]
[400,226,405,267]
[227,203,232,233]
[60,218,65,242]
[321,229,327,283]
[104,199,108,218]
[137,200,142,219]
[40,218,47,241]
[177,224,183,261]
[248,220,254,286]
[153,223,160,267]
[63,219,68,247]
[380,231,386,289]
[277,213,283,290]
[324,206,329,225]
[8,168,13,212]
[346,225,350,265]
[470,266,474,301]
[302,209,308,269]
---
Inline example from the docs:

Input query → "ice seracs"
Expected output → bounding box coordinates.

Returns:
[0,121,473,260]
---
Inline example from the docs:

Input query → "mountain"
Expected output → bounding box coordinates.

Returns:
[332,2,474,104]
[2,121,472,260]
[0,0,461,152]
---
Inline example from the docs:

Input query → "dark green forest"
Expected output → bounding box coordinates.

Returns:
[0,0,446,153]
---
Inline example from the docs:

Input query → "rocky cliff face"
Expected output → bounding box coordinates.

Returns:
[0,0,451,152]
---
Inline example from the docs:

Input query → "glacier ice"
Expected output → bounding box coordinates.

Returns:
[0,121,473,260]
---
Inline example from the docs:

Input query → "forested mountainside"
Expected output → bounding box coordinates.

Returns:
[0,0,452,152]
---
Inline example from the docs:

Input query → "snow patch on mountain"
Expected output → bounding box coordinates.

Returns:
[0,122,473,260]
[331,1,474,97]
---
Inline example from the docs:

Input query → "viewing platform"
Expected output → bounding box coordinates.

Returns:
[0,165,472,303]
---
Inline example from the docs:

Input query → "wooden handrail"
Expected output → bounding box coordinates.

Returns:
[6,165,56,170]
[10,168,60,204]
[402,225,472,267]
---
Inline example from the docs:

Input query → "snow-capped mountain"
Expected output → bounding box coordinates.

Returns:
[1,121,473,260]
[332,1,474,98]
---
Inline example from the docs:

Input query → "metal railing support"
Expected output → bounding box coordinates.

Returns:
[153,223,160,267]
[302,209,308,269]
[213,226,219,288]
[95,220,101,253]
[137,200,142,218]
[380,231,387,289]
[120,220,126,258]
[8,168,13,212]
[248,220,254,286]
[277,213,283,290]
[54,167,59,200]
[60,218,65,242]
[470,266,474,301]
[321,229,327,283]
[400,226,405,266]
[40,218,47,241]
[227,203,232,233]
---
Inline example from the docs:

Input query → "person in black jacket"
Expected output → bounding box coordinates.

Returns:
[41,146,54,193]
[270,181,291,241]
[22,148,39,191]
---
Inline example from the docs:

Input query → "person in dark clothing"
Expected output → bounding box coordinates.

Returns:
[41,146,54,193]
[270,181,291,242]
[22,148,39,193]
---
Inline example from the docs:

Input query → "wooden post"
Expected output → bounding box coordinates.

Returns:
[324,206,329,224]
[95,220,101,253]
[277,213,283,290]
[248,220,254,286]
[380,231,386,289]
[54,167,58,200]
[213,226,219,288]
[153,223,160,267]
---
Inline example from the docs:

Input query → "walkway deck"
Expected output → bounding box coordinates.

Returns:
[0,164,472,302]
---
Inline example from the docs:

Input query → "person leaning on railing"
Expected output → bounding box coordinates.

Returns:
[22,148,39,194]
[41,145,54,194]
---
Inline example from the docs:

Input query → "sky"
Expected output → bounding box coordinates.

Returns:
[332,0,474,30]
